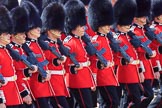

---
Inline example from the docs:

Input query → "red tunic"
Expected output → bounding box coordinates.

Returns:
[113,32,140,83]
[150,22,162,73]
[0,46,22,106]
[43,38,69,97]
[25,38,53,98]
[63,35,95,88]
[90,34,118,86]
[130,24,154,79]
[9,42,31,97]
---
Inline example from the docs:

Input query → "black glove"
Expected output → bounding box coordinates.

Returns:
[70,65,78,74]
[23,68,32,77]
[53,58,60,66]
[97,60,104,69]
[121,58,127,65]
[38,74,45,83]
[145,53,151,59]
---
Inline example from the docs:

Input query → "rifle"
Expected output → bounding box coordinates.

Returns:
[6,44,35,71]
[128,31,153,56]
[57,38,80,69]
[81,33,108,67]
[144,24,162,45]
[38,37,64,61]
[107,32,131,62]
[22,43,48,82]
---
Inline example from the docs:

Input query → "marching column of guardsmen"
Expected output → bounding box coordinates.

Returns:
[1,0,162,108]
[130,0,160,108]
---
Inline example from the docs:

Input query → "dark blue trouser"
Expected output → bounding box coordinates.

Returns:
[118,83,141,108]
[50,96,70,108]
[35,97,51,108]
[7,104,26,108]
[69,88,93,108]
[140,79,154,108]
[97,86,119,108]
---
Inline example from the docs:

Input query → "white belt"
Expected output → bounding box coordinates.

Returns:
[130,60,140,65]
[47,70,65,75]
[79,61,90,67]
[4,75,17,82]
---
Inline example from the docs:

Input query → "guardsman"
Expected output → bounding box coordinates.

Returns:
[113,0,142,107]
[130,0,160,107]
[88,0,119,107]
[0,5,23,108]
[21,1,54,108]
[40,2,70,108]
[9,6,39,108]
[63,0,95,107]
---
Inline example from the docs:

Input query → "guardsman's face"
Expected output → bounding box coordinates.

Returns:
[118,25,131,33]
[29,27,41,39]
[135,17,147,26]
[99,25,111,34]
[0,33,11,45]
[49,29,61,38]
[156,15,162,23]
[72,25,85,37]
[14,33,26,44]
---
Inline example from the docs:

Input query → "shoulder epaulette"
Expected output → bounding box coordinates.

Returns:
[63,36,72,43]
[25,41,31,46]
[113,32,120,39]
[92,35,98,41]
[150,24,156,29]
[8,43,13,48]
[130,25,136,32]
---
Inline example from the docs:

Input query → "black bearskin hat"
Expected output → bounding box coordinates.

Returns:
[80,0,91,5]
[21,0,42,14]
[2,0,19,11]
[21,1,42,31]
[42,0,56,10]
[10,6,29,34]
[0,5,13,34]
[152,0,162,18]
[58,0,68,5]
[88,0,114,32]
[41,2,65,32]
[135,0,151,17]
[114,0,137,25]
[64,0,86,33]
